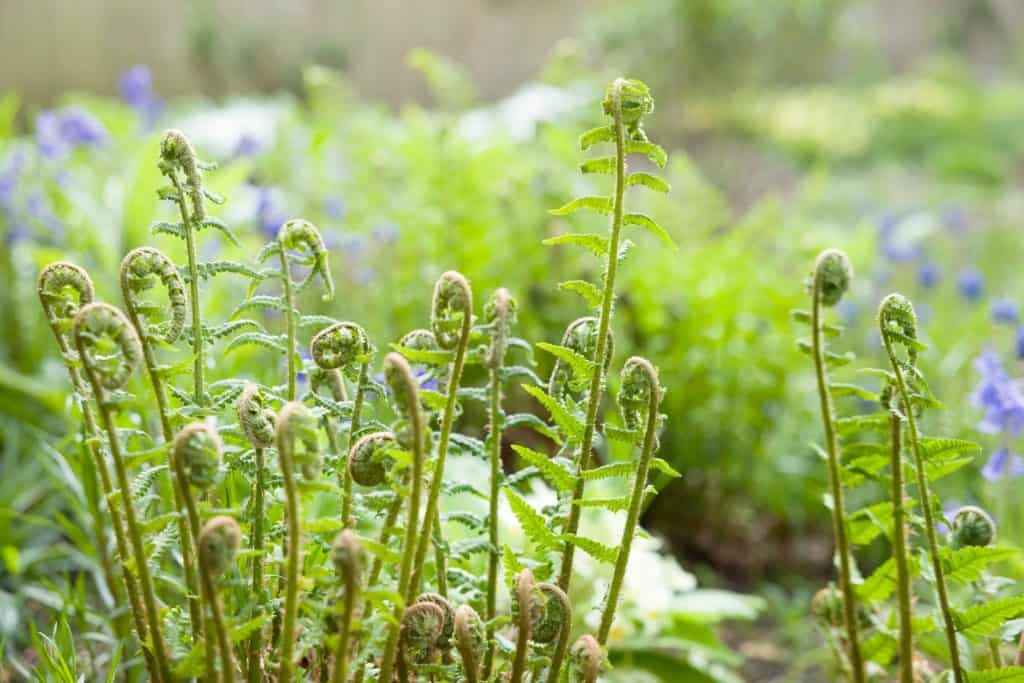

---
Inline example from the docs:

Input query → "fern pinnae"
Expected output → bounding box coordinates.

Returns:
[275,401,322,681]
[311,321,373,528]
[482,287,516,679]
[119,246,204,648]
[804,249,866,683]
[553,78,666,592]
[410,271,473,598]
[36,262,128,639]
[72,302,172,683]
[378,352,427,683]
[595,356,663,646]
[878,293,963,682]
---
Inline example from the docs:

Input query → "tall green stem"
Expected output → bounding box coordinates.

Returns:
[342,363,368,528]
[888,412,913,683]
[278,416,303,681]
[279,247,298,402]
[557,78,628,592]
[811,272,865,683]
[169,173,206,406]
[882,333,963,683]
[483,366,502,678]
[247,446,266,683]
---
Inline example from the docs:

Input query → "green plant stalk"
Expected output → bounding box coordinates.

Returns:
[247,446,266,683]
[278,431,302,681]
[597,396,658,644]
[173,446,213,683]
[378,397,425,681]
[331,573,358,683]
[509,573,532,683]
[544,616,572,683]
[557,78,627,592]
[483,367,502,679]
[409,316,471,599]
[888,412,913,683]
[882,334,963,683]
[93,398,173,683]
[199,560,236,683]
[279,247,298,402]
[122,304,203,646]
[169,172,206,406]
[811,273,865,683]
[341,362,369,527]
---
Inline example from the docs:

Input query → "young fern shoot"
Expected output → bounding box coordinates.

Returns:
[197,515,241,683]
[546,77,673,592]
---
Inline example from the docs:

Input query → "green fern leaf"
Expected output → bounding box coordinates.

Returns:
[542,233,609,258]
[944,546,1018,585]
[579,157,616,175]
[954,597,1024,636]
[549,196,613,217]
[626,140,667,167]
[622,213,676,249]
[521,384,583,441]
[580,125,615,150]
[511,444,575,492]
[505,488,559,550]
[558,280,602,308]
[561,534,618,564]
[627,172,670,193]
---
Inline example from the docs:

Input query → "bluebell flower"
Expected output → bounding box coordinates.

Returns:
[0,149,26,212]
[877,213,921,263]
[957,268,983,301]
[36,108,108,160]
[372,220,398,243]
[918,262,940,289]
[991,298,1020,325]
[935,499,961,535]
[255,187,286,240]
[972,349,1024,437]
[233,134,264,159]
[982,447,1024,482]
[118,65,163,125]
[941,205,967,232]
[1016,326,1024,361]
[323,196,346,220]
[26,191,63,233]
[295,349,312,395]
[4,221,29,245]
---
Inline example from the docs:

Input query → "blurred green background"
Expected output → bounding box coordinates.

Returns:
[3,0,1024,680]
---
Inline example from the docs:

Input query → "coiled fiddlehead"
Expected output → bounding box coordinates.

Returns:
[120,246,186,344]
[312,321,373,526]
[569,634,603,683]
[397,601,446,680]
[276,401,322,681]
[197,515,241,683]
[879,293,962,683]
[410,271,474,598]
[597,357,662,645]
[331,529,362,683]
[454,605,485,683]
[348,431,397,488]
[415,592,454,651]
[950,505,996,549]
[483,288,516,678]
[807,249,865,683]
[378,353,426,683]
[548,316,613,401]
[237,384,274,680]
[72,303,172,683]
[38,261,95,341]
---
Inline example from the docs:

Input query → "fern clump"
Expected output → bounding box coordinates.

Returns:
[38,79,687,681]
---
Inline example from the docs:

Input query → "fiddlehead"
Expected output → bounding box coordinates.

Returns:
[312,321,373,526]
[72,303,172,683]
[119,246,186,344]
[548,316,613,401]
[949,505,996,550]
[348,431,397,488]
[378,352,426,683]
[454,605,485,683]
[414,592,454,652]
[569,635,603,683]
[806,248,865,683]
[331,529,362,683]
[238,384,274,681]
[879,292,963,683]
[510,568,535,683]
[597,358,662,645]
[397,601,446,680]
[483,288,516,678]
[38,262,94,342]
[276,401,322,682]
[411,270,474,598]
[197,515,241,683]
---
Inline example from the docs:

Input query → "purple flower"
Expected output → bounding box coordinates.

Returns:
[323,196,346,220]
[992,298,1019,325]
[26,191,63,233]
[36,108,108,160]
[233,134,264,159]
[982,447,1024,482]
[918,263,940,289]
[0,149,27,212]
[4,221,29,245]
[941,205,967,232]
[972,350,1024,437]
[878,213,920,263]
[372,220,398,243]
[118,65,163,124]
[936,499,961,535]
[255,187,286,239]
[1016,326,1024,361]
[958,268,983,302]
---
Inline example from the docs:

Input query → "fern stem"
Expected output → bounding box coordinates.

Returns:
[278,427,302,680]
[170,172,206,406]
[247,446,266,683]
[483,367,502,679]
[94,401,173,683]
[597,369,659,644]
[557,78,628,592]
[409,316,471,599]
[510,570,533,683]
[342,363,370,528]
[200,561,236,683]
[882,333,964,683]
[279,247,298,402]
[173,442,213,683]
[811,273,865,683]
[888,412,913,683]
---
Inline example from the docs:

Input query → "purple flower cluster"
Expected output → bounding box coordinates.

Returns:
[972,349,1024,481]
[35,108,108,161]
[119,65,163,126]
